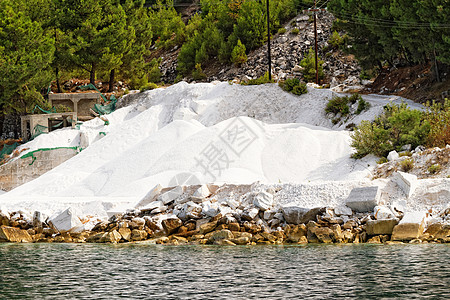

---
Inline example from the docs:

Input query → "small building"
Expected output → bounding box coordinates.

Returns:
[49,92,102,119]
[21,112,77,142]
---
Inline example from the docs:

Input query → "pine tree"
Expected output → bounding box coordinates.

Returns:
[57,0,130,85]
[0,0,54,114]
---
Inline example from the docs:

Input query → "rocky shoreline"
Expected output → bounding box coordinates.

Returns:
[1,180,449,245]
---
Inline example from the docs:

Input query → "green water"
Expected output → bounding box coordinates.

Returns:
[0,243,449,299]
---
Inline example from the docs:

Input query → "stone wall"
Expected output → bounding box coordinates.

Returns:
[0,148,78,192]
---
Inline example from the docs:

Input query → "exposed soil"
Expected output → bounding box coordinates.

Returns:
[368,63,450,104]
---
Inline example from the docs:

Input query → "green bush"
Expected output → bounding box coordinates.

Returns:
[300,48,324,82]
[241,72,274,85]
[279,78,308,96]
[231,39,248,66]
[326,93,369,122]
[351,103,432,158]
[148,58,162,83]
[428,164,441,174]
[356,98,371,114]
[326,95,351,116]
[291,28,300,35]
[400,158,414,172]
[328,31,348,49]
[192,63,207,81]
[278,27,287,34]
[424,99,450,148]
[140,82,158,92]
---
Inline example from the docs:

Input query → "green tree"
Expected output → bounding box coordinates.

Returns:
[0,0,54,114]
[57,0,130,85]
[231,39,247,66]
[300,48,324,82]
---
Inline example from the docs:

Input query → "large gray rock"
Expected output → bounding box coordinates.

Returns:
[393,171,417,198]
[345,186,380,213]
[135,184,162,208]
[253,191,274,211]
[159,186,184,204]
[282,206,308,224]
[48,208,83,233]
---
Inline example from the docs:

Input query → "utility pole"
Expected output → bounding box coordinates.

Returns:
[305,1,326,85]
[267,0,271,81]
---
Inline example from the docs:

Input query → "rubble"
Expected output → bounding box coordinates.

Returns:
[0,180,448,245]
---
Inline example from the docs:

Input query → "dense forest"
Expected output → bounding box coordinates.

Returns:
[328,0,450,77]
[0,0,449,116]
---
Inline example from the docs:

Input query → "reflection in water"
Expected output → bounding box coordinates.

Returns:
[0,244,449,299]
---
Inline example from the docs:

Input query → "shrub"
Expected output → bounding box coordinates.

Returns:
[356,98,371,114]
[140,82,158,92]
[351,103,431,158]
[192,63,207,81]
[328,31,343,49]
[400,158,414,172]
[428,164,441,174]
[377,157,388,164]
[424,99,450,148]
[300,48,324,82]
[291,28,300,35]
[148,58,162,83]
[278,27,287,34]
[325,95,351,116]
[231,39,248,66]
[279,78,308,96]
[241,72,274,85]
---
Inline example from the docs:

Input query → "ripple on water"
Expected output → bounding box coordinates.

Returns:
[0,243,449,299]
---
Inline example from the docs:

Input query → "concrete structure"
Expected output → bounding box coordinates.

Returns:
[20,112,77,142]
[0,148,78,192]
[49,92,102,117]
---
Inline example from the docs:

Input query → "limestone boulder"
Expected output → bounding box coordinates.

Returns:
[199,220,217,234]
[100,230,122,243]
[374,206,396,220]
[131,229,148,241]
[162,218,183,235]
[286,224,307,243]
[208,229,234,243]
[392,212,427,241]
[366,219,398,235]
[230,236,250,245]
[241,207,260,221]
[202,201,220,217]
[282,206,325,224]
[0,225,33,243]
[387,150,399,161]
[118,227,132,241]
[424,223,450,239]
[48,208,83,233]
[281,206,309,224]
[159,186,184,205]
[345,186,380,213]
[135,184,162,208]
[393,171,417,198]
[253,191,274,211]
[193,184,211,199]
[334,205,352,216]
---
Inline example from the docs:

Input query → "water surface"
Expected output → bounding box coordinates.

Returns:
[1,243,449,299]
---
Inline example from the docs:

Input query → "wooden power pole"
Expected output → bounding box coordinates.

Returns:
[305,1,326,85]
[267,0,271,81]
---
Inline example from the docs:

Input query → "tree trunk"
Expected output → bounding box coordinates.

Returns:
[56,67,62,93]
[108,69,115,92]
[90,63,96,85]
